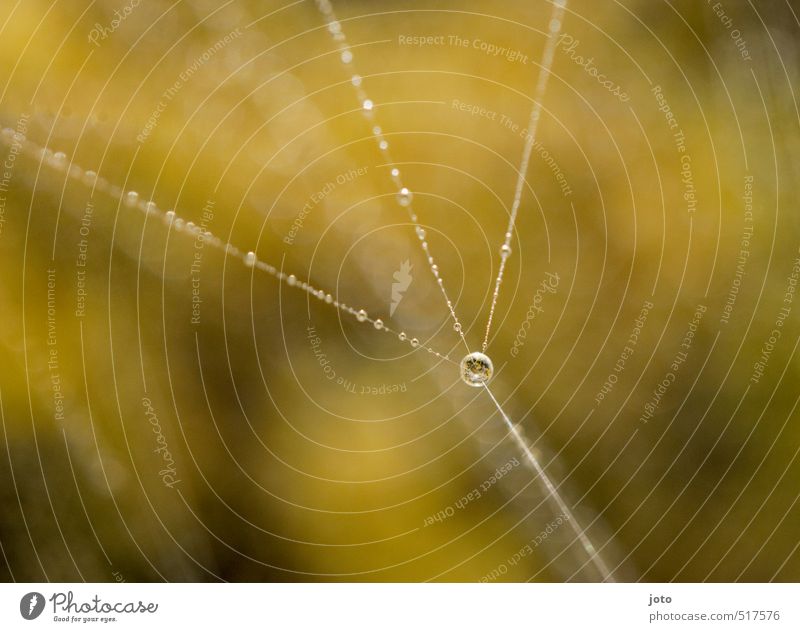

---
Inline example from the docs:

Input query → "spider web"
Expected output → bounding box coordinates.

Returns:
[9,0,800,584]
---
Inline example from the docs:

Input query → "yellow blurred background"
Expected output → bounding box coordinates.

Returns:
[0,0,799,581]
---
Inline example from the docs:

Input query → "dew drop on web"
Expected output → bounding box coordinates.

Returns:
[460,352,493,387]
[397,187,412,207]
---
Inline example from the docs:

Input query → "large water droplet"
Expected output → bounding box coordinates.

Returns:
[460,352,494,387]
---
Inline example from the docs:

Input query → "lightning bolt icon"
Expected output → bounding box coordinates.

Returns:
[28,594,38,615]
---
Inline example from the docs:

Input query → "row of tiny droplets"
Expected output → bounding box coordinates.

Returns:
[0,125,453,363]
[481,0,567,353]
[313,0,471,351]
[313,1,616,581]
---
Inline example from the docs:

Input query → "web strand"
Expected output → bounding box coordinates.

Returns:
[313,0,612,581]
[0,126,455,363]
[313,0,471,353]
[481,383,615,582]
[3,1,616,581]
[482,0,567,353]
